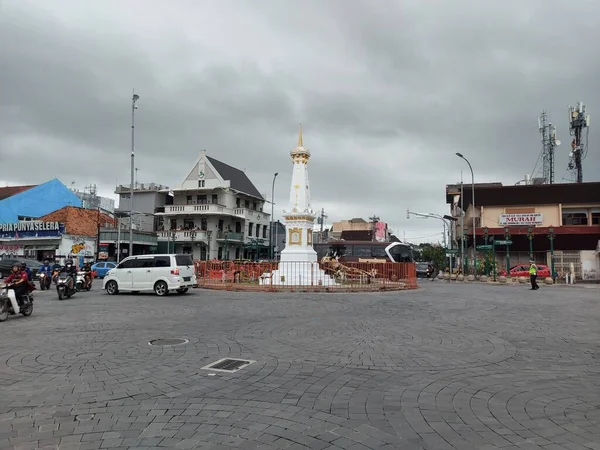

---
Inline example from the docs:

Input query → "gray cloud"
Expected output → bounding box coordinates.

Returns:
[1,0,599,243]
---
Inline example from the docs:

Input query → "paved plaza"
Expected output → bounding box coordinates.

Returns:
[0,282,599,450]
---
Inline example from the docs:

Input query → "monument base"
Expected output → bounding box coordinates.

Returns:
[259,261,337,286]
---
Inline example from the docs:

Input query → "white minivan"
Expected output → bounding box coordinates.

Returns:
[102,254,196,296]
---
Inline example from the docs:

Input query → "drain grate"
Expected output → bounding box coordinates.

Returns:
[148,338,189,346]
[201,357,255,373]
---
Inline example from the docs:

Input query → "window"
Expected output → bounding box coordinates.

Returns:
[154,256,170,267]
[136,258,155,268]
[235,222,241,233]
[201,219,208,230]
[592,210,600,225]
[218,247,223,260]
[262,225,267,239]
[186,195,193,205]
[197,195,207,204]
[244,200,250,208]
[96,263,106,269]
[236,198,241,207]
[218,219,224,231]
[562,210,588,225]
[183,219,194,229]
[118,259,136,269]
[252,202,257,210]
[107,262,117,269]
[198,180,205,188]
[388,244,413,262]
[353,245,372,257]
[248,222,253,236]
[175,255,193,266]
[372,246,387,258]
[212,194,218,204]
[255,226,260,237]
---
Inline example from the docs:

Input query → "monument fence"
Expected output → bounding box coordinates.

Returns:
[194,260,418,291]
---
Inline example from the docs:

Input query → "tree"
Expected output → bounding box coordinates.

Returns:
[420,244,446,271]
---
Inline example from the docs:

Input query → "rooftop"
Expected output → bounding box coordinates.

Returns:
[0,184,36,201]
[39,206,116,237]
[206,156,264,200]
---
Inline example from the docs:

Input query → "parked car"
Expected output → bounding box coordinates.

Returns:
[500,264,551,278]
[416,261,434,278]
[91,261,118,278]
[0,258,42,280]
[102,254,196,296]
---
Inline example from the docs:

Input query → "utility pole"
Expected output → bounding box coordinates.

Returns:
[369,215,380,242]
[129,91,140,257]
[318,208,328,242]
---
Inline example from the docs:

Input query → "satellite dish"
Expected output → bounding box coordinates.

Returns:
[555,140,561,146]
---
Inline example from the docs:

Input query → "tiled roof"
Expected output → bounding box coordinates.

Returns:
[207,156,264,200]
[0,185,36,201]
[39,206,116,237]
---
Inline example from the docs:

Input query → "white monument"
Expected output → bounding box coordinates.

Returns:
[260,126,336,286]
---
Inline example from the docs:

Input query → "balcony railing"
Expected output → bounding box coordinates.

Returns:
[216,231,244,241]
[163,204,225,214]
[157,230,209,242]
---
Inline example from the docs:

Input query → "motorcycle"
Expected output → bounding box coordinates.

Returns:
[76,271,93,291]
[0,283,34,322]
[38,272,51,290]
[56,273,76,300]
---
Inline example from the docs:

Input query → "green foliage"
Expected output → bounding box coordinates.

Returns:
[419,244,446,271]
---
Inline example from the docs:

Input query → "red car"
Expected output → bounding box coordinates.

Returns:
[500,264,551,278]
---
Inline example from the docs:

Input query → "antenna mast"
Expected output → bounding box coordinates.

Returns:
[567,101,590,183]
[538,111,560,184]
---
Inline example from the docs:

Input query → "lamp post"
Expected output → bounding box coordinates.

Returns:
[548,226,555,281]
[504,227,511,276]
[527,226,534,259]
[190,230,197,258]
[456,153,476,275]
[483,226,489,276]
[224,231,229,261]
[129,92,140,257]
[170,229,176,254]
[270,172,278,260]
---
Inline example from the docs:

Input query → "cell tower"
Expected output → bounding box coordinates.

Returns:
[567,102,590,183]
[538,111,560,184]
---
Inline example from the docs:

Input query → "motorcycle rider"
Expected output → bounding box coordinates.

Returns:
[22,262,33,282]
[82,261,93,288]
[51,260,62,284]
[3,263,29,314]
[38,260,52,287]
[60,260,78,291]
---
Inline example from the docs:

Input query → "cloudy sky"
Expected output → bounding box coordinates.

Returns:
[2,0,599,243]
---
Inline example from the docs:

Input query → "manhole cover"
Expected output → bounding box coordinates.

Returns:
[76,414,95,421]
[201,357,255,373]
[148,338,189,346]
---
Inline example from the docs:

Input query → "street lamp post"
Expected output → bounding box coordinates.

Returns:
[527,227,534,259]
[129,92,140,257]
[483,227,489,276]
[190,230,197,258]
[270,172,278,260]
[504,227,511,276]
[548,227,555,281]
[456,153,476,275]
[170,229,176,254]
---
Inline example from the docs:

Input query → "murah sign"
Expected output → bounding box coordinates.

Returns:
[499,213,543,226]
[0,221,65,239]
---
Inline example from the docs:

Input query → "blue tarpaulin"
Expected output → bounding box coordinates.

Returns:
[0,178,82,223]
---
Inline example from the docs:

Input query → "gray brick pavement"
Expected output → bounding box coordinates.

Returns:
[0,283,598,449]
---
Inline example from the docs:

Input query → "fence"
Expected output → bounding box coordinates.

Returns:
[194,260,417,291]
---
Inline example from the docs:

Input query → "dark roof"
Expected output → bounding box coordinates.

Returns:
[0,185,36,200]
[207,156,264,200]
[340,230,373,241]
[448,181,600,208]
[349,218,367,223]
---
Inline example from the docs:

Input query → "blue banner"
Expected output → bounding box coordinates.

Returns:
[0,221,65,239]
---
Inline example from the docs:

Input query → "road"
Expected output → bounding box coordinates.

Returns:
[0,282,598,449]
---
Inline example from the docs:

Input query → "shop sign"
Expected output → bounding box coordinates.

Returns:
[499,213,543,226]
[0,221,65,239]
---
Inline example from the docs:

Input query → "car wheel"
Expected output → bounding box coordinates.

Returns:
[154,281,168,296]
[106,280,118,295]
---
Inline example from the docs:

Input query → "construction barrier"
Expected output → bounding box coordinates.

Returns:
[194,260,417,292]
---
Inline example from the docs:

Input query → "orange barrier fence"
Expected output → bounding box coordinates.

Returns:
[194,260,417,291]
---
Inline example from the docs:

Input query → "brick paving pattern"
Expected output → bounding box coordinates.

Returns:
[0,283,598,449]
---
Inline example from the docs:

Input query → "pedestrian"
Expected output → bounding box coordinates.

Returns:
[529,260,539,290]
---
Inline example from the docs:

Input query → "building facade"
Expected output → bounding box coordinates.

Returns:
[156,151,271,260]
[446,181,600,280]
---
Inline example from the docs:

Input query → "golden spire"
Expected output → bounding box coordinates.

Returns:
[297,123,303,148]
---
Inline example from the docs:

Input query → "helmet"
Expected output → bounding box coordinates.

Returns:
[22,262,27,267]
[66,260,73,266]
[11,263,22,272]
[44,259,50,264]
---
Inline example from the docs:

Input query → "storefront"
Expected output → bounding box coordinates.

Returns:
[0,220,65,260]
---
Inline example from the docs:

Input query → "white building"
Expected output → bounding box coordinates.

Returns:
[157,151,271,260]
